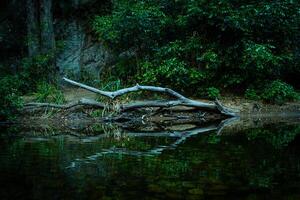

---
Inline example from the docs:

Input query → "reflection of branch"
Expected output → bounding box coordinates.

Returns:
[65,117,238,169]
[217,116,240,135]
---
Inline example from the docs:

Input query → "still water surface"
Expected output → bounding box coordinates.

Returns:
[0,118,300,200]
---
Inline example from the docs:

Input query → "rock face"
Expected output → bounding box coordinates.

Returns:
[81,35,112,76]
[56,20,83,79]
[56,19,112,80]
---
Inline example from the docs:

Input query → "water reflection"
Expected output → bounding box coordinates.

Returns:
[0,116,300,199]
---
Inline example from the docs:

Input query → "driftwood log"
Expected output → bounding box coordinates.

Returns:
[24,77,237,118]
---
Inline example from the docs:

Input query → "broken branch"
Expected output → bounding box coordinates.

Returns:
[62,77,237,116]
[24,98,104,110]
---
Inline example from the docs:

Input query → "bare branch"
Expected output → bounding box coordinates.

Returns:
[63,77,112,97]
[24,98,105,110]
[24,77,238,117]
[62,77,237,116]
[121,100,217,112]
[63,77,188,100]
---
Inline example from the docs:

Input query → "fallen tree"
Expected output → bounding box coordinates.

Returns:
[23,77,238,118]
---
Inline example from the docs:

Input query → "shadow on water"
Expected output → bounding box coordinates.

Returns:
[0,115,300,200]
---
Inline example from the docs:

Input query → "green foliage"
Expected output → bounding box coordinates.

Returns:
[198,50,220,69]
[0,76,23,120]
[20,54,55,92]
[92,1,167,52]
[96,79,127,102]
[91,0,300,100]
[34,82,65,104]
[90,110,103,118]
[244,80,299,103]
[140,58,204,92]
[244,88,260,101]
[243,42,280,71]
[0,53,60,119]
[100,79,122,91]
[206,87,220,100]
[261,80,298,104]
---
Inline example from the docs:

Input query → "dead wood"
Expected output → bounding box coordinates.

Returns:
[23,77,238,118]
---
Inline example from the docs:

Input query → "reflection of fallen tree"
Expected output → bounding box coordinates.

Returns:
[63,117,239,169]
[0,117,239,170]
[23,77,237,119]
[6,115,238,138]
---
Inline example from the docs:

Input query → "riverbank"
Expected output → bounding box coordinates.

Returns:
[0,86,298,138]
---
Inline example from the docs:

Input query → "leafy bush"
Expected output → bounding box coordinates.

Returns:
[20,54,55,92]
[245,88,260,101]
[242,42,281,71]
[91,0,300,100]
[140,58,204,92]
[0,76,23,120]
[206,87,220,100]
[92,1,167,52]
[197,50,220,69]
[261,80,298,104]
[34,82,65,104]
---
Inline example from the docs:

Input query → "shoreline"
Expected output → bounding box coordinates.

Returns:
[1,87,298,128]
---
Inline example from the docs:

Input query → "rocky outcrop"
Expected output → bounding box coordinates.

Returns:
[56,20,83,79]
[56,19,112,80]
[1,0,114,79]
[81,35,112,76]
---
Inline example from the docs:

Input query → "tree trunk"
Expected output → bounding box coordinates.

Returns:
[26,0,40,57]
[39,0,55,53]
[40,0,58,83]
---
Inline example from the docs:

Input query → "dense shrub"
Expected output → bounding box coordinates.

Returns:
[92,1,167,53]
[261,80,298,105]
[244,88,260,101]
[140,58,204,92]
[92,0,300,99]
[20,54,55,92]
[206,87,220,100]
[0,76,23,120]
[0,53,62,119]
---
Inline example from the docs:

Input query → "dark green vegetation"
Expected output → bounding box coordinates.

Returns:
[1,2,300,199]
[1,123,300,199]
[0,0,300,120]
[92,0,300,99]
[0,76,23,121]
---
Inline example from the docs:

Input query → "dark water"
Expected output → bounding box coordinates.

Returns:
[1,119,300,200]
